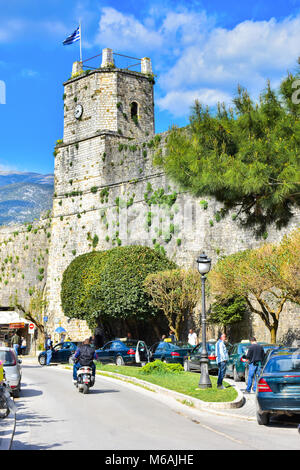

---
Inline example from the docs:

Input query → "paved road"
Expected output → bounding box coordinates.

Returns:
[11,364,300,450]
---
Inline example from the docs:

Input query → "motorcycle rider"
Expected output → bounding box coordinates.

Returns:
[72,338,98,385]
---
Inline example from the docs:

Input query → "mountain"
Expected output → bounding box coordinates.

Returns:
[0,172,54,226]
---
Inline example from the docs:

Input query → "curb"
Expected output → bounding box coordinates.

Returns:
[93,369,245,411]
[0,410,16,451]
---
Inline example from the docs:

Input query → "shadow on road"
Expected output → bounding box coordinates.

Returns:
[89,388,120,395]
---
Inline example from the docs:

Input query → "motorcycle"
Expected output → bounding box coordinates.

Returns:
[0,371,17,418]
[75,366,94,394]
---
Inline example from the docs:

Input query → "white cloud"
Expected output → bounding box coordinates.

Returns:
[91,8,300,117]
[157,88,232,117]
[94,7,163,54]
[21,69,39,79]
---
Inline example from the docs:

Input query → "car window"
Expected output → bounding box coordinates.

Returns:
[0,350,16,366]
[102,342,112,350]
[156,343,165,352]
[264,352,300,373]
[111,342,121,350]
[54,344,63,351]
[238,344,250,354]
[122,340,138,348]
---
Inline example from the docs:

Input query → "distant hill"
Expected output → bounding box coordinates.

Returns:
[0,172,54,226]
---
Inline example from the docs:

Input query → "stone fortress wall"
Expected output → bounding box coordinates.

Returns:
[0,48,299,344]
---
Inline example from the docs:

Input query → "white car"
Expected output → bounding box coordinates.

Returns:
[0,347,22,398]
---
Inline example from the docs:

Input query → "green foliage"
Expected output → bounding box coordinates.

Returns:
[158,71,300,235]
[208,295,248,326]
[141,360,184,375]
[61,246,177,328]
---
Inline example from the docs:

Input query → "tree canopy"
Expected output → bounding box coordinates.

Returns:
[61,246,177,329]
[155,71,300,235]
[144,268,201,340]
[208,229,300,343]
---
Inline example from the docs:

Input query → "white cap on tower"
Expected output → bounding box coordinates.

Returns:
[101,48,114,68]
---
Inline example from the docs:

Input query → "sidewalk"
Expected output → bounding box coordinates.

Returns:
[0,409,16,450]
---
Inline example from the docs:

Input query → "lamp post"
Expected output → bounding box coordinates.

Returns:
[196,252,212,389]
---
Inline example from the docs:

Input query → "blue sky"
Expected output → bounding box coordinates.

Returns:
[1,0,300,174]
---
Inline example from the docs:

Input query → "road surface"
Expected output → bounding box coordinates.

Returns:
[11,364,300,450]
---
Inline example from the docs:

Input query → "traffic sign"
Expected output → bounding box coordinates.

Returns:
[28,323,35,334]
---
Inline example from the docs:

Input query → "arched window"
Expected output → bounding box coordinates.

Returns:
[130,102,138,124]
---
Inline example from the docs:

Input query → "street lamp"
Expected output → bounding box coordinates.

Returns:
[196,252,212,389]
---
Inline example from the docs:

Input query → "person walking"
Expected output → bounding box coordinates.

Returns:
[11,331,20,356]
[216,333,229,389]
[168,331,176,343]
[245,337,265,394]
[46,335,53,366]
[188,329,197,347]
[20,337,27,355]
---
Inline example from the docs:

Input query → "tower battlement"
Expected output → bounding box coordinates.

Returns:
[62,48,155,144]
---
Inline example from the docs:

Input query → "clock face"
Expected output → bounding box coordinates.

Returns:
[74,104,83,119]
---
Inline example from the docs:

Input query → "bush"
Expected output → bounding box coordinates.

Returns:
[141,360,184,375]
[61,246,177,328]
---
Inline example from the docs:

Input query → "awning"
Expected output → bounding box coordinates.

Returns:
[0,311,31,326]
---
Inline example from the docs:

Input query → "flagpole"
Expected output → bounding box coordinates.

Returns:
[79,22,82,63]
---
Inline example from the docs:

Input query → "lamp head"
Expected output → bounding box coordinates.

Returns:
[196,252,211,275]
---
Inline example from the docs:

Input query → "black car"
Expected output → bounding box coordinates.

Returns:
[149,340,193,365]
[95,339,149,366]
[38,341,81,365]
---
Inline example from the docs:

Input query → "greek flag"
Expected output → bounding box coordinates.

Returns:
[63,27,80,45]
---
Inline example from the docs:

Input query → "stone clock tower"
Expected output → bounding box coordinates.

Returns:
[45,49,156,338]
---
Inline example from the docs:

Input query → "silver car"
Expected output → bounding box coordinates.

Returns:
[0,347,22,398]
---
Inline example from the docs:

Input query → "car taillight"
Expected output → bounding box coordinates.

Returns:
[208,355,216,360]
[258,378,272,392]
[171,352,180,357]
[240,357,247,362]
[127,349,135,355]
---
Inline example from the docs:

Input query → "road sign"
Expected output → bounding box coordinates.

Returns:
[28,323,35,334]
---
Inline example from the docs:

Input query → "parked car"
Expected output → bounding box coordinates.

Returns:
[226,341,273,382]
[38,341,81,366]
[149,341,193,365]
[0,347,22,398]
[183,340,232,373]
[244,344,279,384]
[256,347,300,425]
[95,339,149,366]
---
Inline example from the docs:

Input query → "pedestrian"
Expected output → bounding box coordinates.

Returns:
[46,335,53,366]
[20,337,27,355]
[127,332,132,340]
[168,330,176,343]
[11,331,20,356]
[244,337,265,394]
[188,329,197,347]
[161,334,166,341]
[216,333,229,389]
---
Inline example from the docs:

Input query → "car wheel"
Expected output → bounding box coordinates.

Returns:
[12,388,20,399]
[256,411,270,425]
[233,366,241,382]
[116,356,124,366]
[184,360,190,372]
[39,355,46,366]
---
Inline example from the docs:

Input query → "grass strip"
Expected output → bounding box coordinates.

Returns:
[95,363,237,403]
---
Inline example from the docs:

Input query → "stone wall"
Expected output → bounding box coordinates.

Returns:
[46,129,300,342]
[0,219,50,311]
